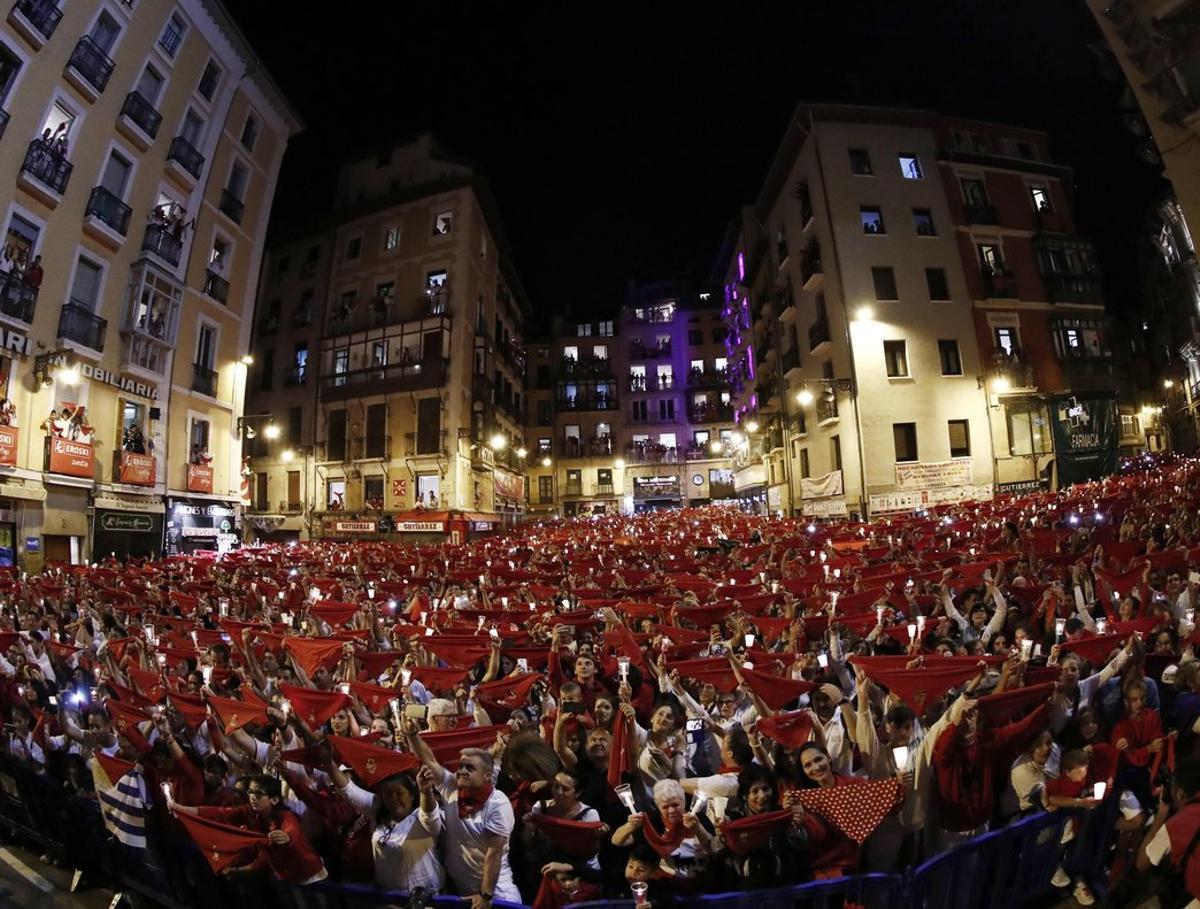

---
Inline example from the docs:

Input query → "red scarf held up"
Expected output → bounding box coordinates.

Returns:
[528,813,607,857]
[641,818,686,857]
[607,711,631,788]
[458,783,495,818]
[172,809,268,873]
[720,808,793,855]
[532,874,602,909]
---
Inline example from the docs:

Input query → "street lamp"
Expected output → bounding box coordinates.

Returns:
[796,389,814,406]
[516,447,528,459]
[541,456,551,468]
[281,448,295,463]
[263,421,281,440]
[746,419,760,434]
[489,433,507,451]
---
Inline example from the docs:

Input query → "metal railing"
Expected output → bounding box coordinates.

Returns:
[0,276,37,323]
[964,201,999,224]
[982,267,1017,298]
[12,0,62,38]
[167,136,204,179]
[140,223,181,266]
[319,358,448,400]
[84,186,131,235]
[564,481,583,496]
[809,317,831,350]
[688,402,733,423]
[560,355,612,378]
[629,342,671,359]
[624,444,680,464]
[403,429,448,457]
[686,368,728,389]
[325,298,450,336]
[219,188,244,223]
[628,374,676,391]
[203,270,229,304]
[351,435,391,460]
[800,245,823,285]
[191,363,218,396]
[555,395,618,411]
[120,91,162,138]
[57,300,106,351]
[284,366,306,386]
[20,140,72,195]
[595,482,614,496]
[817,395,839,422]
[279,501,303,514]
[560,438,614,458]
[67,35,114,93]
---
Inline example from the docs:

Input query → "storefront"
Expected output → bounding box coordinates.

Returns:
[164,497,241,556]
[632,474,683,513]
[314,510,502,544]
[91,501,165,561]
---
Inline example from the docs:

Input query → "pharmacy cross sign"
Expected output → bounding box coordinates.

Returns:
[1060,396,1091,431]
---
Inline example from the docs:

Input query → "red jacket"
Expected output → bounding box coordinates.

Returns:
[1110,709,1163,768]
[1166,798,1200,902]
[196,804,324,883]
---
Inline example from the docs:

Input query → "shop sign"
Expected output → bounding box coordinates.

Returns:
[996,478,1049,496]
[24,537,38,553]
[98,512,156,533]
[186,463,214,493]
[117,451,156,486]
[1051,395,1118,486]
[396,521,444,532]
[79,363,158,400]
[334,521,378,533]
[164,499,238,556]
[48,437,94,478]
[0,427,17,466]
[895,459,973,490]
[0,329,33,357]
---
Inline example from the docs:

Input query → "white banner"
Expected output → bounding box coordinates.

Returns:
[803,496,849,517]
[869,484,993,514]
[800,469,843,499]
[334,521,378,533]
[396,521,444,532]
[767,485,784,510]
[894,459,973,490]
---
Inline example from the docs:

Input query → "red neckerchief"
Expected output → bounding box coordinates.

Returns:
[716,764,741,774]
[458,783,495,818]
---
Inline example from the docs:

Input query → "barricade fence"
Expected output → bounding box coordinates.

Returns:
[0,754,1119,909]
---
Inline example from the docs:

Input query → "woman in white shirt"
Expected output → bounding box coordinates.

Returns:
[333,763,446,893]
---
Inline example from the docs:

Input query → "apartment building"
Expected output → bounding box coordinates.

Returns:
[524,284,736,516]
[0,0,298,565]
[243,134,531,542]
[720,105,1123,518]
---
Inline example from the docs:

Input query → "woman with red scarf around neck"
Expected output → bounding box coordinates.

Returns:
[783,742,867,880]
[403,720,522,908]
[170,774,327,884]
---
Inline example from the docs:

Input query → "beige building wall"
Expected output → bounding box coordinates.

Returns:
[0,0,298,565]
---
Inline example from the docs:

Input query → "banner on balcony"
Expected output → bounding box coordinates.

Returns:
[47,437,93,478]
[118,452,156,486]
[802,496,849,518]
[0,427,17,467]
[186,463,214,494]
[1051,395,1117,487]
[800,469,843,499]
[869,484,993,515]
[895,459,973,490]
[493,470,525,502]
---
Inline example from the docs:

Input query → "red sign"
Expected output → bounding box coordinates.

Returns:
[391,478,407,502]
[494,469,526,503]
[187,463,214,493]
[47,437,94,478]
[117,451,156,486]
[0,427,17,467]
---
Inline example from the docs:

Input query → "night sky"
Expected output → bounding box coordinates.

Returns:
[230,2,1168,331]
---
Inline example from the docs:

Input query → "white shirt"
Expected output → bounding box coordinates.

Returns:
[437,767,520,902]
[341,779,446,892]
[1146,824,1200,909]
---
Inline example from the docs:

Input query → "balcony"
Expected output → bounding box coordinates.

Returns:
[629,341,671,360]
[203,270,230,304]
[121,332,170,376]
[58,301,107,352]
[561,437,614,459]
[964,202,999,225]
[555,394,617,412]
[633,478,681,500]
[1059,355,1118,392]
[191,362,218,397]
[1044,273,1103,306]
[8,0,62,48]
[326,297,449,337]
[402,429,449,457]
[800,244,823,288]
[118,91,162,148]
[625,442,680,465]
[83,186,131,246]
[18,140,72,205]
[987,352,1035,390]
[65,35,115,100]
[816,396,839,423]
[780,346,801,377]
[628,374,675,392]
[284,366,307,386]
[688,402,733,424]
[140,223,182,267]
[687,368,728,390]
[808,317,831,353]
[166,136,204,186]
[982,267,1017,299]
[219,188,245,224]
[560,355,612,378]
[278,501,303,515]
[595,482,615,496]
[319,357,449,403]
[112,450,156,488]
[350,435,391,460]
[0,276,36,324]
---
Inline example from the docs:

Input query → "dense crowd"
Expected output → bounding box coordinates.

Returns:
[6,456,1200,908]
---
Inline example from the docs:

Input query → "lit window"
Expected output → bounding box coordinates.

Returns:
[433,211,453,235]
[898,154,923,179]
[860,207,885,234]
[883,340,909,378]
[384,226,399,250]
[1030,186,1052,212]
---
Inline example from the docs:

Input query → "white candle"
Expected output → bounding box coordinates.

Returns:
[1093,781,1107,800]
[892,745,910,771]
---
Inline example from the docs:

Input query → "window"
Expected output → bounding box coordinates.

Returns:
[849,148,873,175]
[659,399,675,420]
[1030,186,1052,212]
[799,447,810,479]
[926,268,950,301]
[425,269,447,289]
[101,150,132,200]
[538,476,553,504]
[433,211,453,235]
[287,405,302,442]
[912,209,937,237]
[89,12,120,54]
[948,420,971,458]
[961,177,988,205]
[562,345,578,362]
[416,472,440,506]
[240,113,259,152]
[536,400,552,425]
[831,435,842,471]
[712,326,727,343]
[345,236,361,260]
[893,423,918,463]
[1121,413,1140,437]
[872,267,898,301]
[159,13,186,58]
[295,289,313,326]
[326,479,346,509]
[860,207,885,234]
[384,226,400,251]
[632,400,648,422]
[190,418,210,458]
[576,323,592,337]
[688,329,703,345]
[135,65,164,105]
[364,476,384,505]
[883,340,909,378]
[197,60,221,100]
[332,347,348,386]
[978,243,1004,272]
[69,257,103,311]
[598,320,614,337]
[597,468,613,491]
[180,108,204,147]
[593,344,608,360]
[938,339,963,376]
[995,326,1017,356]
[416,397,440,454]
[1007,402,1052,456]
[898,153,923,179]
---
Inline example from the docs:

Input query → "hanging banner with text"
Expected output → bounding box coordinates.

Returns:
[186,463,214,494]
[46,438,94,478]
[1051,395,1118,487]
[895,459,973,490]
[869,484,994,515]
[117,451,156,487]
[0,427,17,467]
[800,469,843,499]
[803,496,849,518]
[493,470,526,503]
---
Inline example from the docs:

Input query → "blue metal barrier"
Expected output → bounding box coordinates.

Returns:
[681,873,905,909]
[1061,791,1122,900]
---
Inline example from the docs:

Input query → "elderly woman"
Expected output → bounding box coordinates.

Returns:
[611,778,714,881]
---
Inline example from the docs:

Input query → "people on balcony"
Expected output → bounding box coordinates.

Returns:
[190,444,213,465]
[0,398,15,427]
[122,423,146,454]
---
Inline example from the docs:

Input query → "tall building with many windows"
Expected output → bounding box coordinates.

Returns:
[720,105,1122,518]
[243,134,531,542]
[0,0,299,566]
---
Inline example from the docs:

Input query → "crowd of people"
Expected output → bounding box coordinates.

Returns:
[5,456,1200,907]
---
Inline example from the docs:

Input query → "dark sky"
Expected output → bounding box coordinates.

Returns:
[229,2,1168,332]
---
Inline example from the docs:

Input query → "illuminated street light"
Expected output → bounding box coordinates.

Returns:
[264,421,281,440]
[541,456,552,468]
[746,419,760,433]
[489,433,507,451]
[281,448,295,462]
[797,389,814,406]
